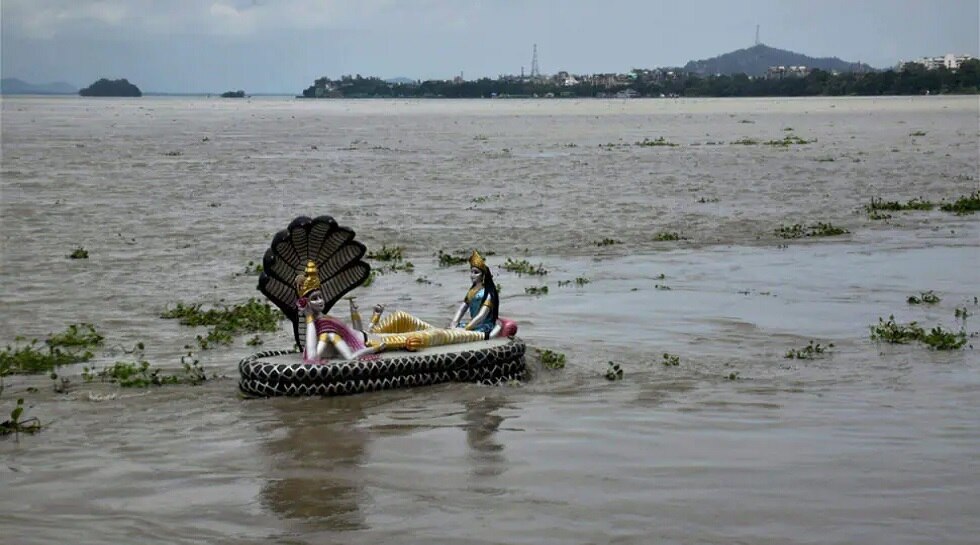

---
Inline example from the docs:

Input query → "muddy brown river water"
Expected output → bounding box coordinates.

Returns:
[1,96,978,544]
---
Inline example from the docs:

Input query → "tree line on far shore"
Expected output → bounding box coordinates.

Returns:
[302,60,980,99]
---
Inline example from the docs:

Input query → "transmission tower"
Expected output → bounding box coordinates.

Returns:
[755,25,760,46]
[530,44,540,78]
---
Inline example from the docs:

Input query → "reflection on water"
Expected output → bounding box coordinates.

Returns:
[463,395,507,481]
[259,399,371,530]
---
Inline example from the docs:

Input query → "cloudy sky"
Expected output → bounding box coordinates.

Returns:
[2,0,978,93]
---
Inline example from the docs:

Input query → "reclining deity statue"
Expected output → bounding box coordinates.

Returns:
[258,216,516,363]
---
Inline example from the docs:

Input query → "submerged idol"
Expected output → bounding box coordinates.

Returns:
[259,216,516,363]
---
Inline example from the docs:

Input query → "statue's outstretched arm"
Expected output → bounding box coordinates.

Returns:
[449,302,467,328]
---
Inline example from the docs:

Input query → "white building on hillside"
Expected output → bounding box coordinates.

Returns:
[901,53,977,71]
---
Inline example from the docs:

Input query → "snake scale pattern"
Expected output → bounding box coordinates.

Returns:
[239,337,526,397]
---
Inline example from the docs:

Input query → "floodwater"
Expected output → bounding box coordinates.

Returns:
[1,96,979,544]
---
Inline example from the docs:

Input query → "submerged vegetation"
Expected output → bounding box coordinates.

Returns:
[907,291,941,305]
[160,298,282,349]
[502,258,548,276]
[367,244,404,261]
[68,246,89,259]
[939,191,980,215]
[785,340,834,359]
[635,137,678,147]
[1,398,42,438]
[0,324,104,375]
[775,222,849,238]
[605,361,624,380]
[82,348,207,388]
[661,353,680,366]
[869,315,967,350]
[535,348,566,369]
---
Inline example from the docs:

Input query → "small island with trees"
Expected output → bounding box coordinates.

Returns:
[79,78,142,97]
[220,90,246,98]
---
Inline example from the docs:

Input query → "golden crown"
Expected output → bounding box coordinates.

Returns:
[469,250,486,271]
[297,260,321,297]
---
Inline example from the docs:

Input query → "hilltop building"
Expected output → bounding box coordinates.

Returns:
[900,53,977,71]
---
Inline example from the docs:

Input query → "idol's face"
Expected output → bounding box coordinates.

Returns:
[470,267,483,285]
[308,290,325,313]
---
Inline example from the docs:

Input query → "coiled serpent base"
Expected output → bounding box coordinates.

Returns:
[239,337,526,397]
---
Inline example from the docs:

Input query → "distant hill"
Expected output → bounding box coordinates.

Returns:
[385,77,417,84]
[79,78,142,97]
[1,78,77,95]
[684,44,874,77]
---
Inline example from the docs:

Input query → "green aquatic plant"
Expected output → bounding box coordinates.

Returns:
[605,361,624,380]
[870,315,925,344]
[920,326,967,350]
[68,246,89,259]
[360,270,377,287]
[775,223,849,239]
[661,353,680,366]
[367,244,404,261]
[653,231,681,241]
[0,324,104,375]
[235,260,263,276]
[83,347,207,388]
[635,137,678,147]
[161,298,282,350]
[731,138,759,145]
[868,211,893,221]
[785,340,834,359]
[955,307,971,320]
[0,399,42,438]
[764,135,815,146]
[939,191,980,215]
[437,250,468,267]
[415,276,433,285]
[909,130,927,137]
[594,238,621,246]
[536,349,566,369]
[865,197,935,213]
[502,258,548,276]
[908,291,941,305]
[524,285,549,296]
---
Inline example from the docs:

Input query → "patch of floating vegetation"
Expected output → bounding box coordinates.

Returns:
[661,353,680,366]
[360,270,377,287]
[785,340,834,360]
[535,348,566,369]
[731,138,759,145]
[82,347,207,388]
[0,399,42,438]
[415,276,433,285]
[471,194,502,204]
[437,250,468,267]
[163,150,182,157]
[374,261,415,275]
[955,307,971,320]
[908,291,941,305]
[870,315,967,350]
[939,191,980,215]
[764,135,815,146]
[605,361,624,380]
[524,285,549,296]
[866,197,935,213]
[635,137,678,147]
[909,130,927,137]
[0,324,104,375]
[235,260,263,276]
[160,298,282,350]
[558,277,590,287]
[654,284,671,291]
[653,231,682,241]
[367,244,403,261]
[697,196,720,203]
[594,238,621,247]
[775,222,849,239]
[68,246,89,259]
[502,258,548,276]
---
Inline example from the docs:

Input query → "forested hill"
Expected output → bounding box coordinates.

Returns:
[684,44,874,76]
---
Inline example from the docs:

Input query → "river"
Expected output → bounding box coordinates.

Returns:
[1,95,978,544]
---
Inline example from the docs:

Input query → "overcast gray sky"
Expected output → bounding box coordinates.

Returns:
[2,0,978,93]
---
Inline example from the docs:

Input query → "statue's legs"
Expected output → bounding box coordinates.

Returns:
[371,311,436,334]
[368,310,486,351]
